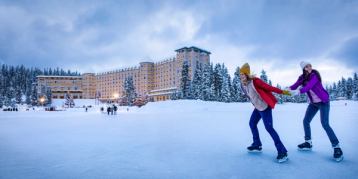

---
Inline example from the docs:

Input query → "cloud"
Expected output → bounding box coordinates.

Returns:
[0,0,357,85]
[331,36,358,70]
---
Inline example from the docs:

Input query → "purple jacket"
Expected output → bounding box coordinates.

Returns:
[290,71,329,103]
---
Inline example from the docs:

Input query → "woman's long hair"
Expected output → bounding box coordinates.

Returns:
[302,69,322,86]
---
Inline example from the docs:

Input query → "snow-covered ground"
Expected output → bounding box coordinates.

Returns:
[0,100,357,179]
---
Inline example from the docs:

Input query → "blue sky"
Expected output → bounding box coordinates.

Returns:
[0,0,357,86]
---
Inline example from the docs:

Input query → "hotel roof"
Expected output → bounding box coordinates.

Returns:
[175,46,211,54]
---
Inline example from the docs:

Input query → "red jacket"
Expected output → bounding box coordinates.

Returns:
[252,77,283,109]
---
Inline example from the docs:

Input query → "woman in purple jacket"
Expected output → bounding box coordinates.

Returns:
[289,61,343,162]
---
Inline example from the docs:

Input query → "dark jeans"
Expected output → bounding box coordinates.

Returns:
[303,102,339,147]
[249,107,287,154]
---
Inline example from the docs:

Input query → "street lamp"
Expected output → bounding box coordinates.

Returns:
[39,96,46,107]
[113,93,119,103]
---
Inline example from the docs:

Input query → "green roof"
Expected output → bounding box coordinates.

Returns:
[175,46,211,54]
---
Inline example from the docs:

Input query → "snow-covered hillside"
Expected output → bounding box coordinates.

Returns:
[0,100,357,178]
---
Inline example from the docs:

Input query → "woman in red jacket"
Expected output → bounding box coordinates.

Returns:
[239,63,291,163]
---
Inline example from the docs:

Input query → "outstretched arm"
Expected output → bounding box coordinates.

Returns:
[253,78,283,94]
[290,76,303,90]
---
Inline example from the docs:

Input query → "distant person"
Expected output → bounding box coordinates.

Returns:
[85,107,88,112]
[107,106,111,115]
[239,63,291,163]
[100,107,104,113]
[113,105,118,115]
[288,61,343,162]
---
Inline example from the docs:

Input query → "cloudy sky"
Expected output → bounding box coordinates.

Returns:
[0,0,357,86]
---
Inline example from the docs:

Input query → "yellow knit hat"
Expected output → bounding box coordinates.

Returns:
[240,63,250,75]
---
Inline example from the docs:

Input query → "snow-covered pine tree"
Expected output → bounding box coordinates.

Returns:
[46,87,52,105]
[25,88,31,105]
[170,90,179,100]
[220,64,231,102]
[353,73,358,100]
[191,65,203,100]
[124,76,137,106]
[346,77,354,100]
[213,63,223,101]
[180,61,191,99]
[331,82,338,100]
[30,83,38,106]
[260,70,268,83]
[15,85,22,104]
[338,77,347,99]
[231,67,240,102]
[64,93,75,108]
[0,67,4,108]
[202,63,213,101]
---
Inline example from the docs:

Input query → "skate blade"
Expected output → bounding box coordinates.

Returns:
[297,148,312,151]
[277,156,288,163]
[247,150,262,153]
[335,156,344,162]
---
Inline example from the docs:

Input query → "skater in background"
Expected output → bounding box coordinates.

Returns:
[107,106,111,115]
[113,105,118,115]
[239,63,291,163]
[288,61,343,162]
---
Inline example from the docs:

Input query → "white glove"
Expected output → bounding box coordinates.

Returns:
[284,87,300,96]
[289,89,300,96]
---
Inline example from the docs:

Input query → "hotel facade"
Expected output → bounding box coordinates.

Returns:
[37,46,210,102]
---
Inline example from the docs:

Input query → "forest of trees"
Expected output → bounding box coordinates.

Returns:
[174,62,358,103]
[1,63,357,108]
[0,64,80,108]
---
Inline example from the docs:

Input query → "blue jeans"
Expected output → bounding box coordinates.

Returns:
[303,102,339,146]
[249,107,287,154]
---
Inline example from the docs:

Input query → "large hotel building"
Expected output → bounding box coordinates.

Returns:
[37,46,211,102]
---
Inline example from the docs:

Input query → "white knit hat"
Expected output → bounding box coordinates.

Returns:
[300,61,311,69]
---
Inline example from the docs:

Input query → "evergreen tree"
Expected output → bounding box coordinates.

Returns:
[213,63,223,101]
[180,61,191,99]
[191,65,203,100]
[64,93,75,107]
[337,77,347,98]
[332,82,337,100]
[346,77,354,99]
[232,67,247,102]
[31,84,38,106]
[353,73,358,100]
[202,63,214,101]
[260,70,268,83]
[0,65,4,108]
[124,76,137,106]
[170,90,180,100]
[220,64,231,102]
[15,86,22,104]
[46,87,52,105]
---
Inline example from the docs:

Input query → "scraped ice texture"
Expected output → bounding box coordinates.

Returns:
[1,100,357,178]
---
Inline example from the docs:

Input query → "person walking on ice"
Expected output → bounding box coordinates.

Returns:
[239,63,291,163]
[288,61,343,162]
